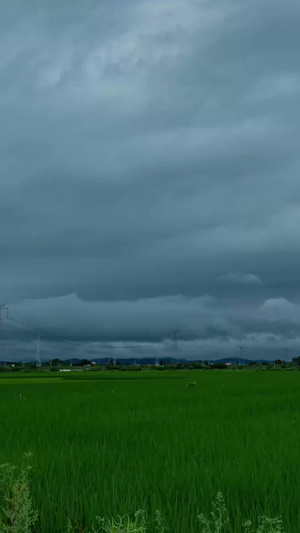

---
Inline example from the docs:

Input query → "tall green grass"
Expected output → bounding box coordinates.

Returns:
[0,371,299,532]
[0,466,286,533]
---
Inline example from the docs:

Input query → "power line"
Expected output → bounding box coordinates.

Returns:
[0,307,97,365]
[6,317,81,347]
[2,315,84,362]
[2,321,35,338]
[0,321,41,364]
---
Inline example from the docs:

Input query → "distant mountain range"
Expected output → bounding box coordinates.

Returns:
[0,357,277,365]
[65,357,275,365]
[65,357,189,365]
[214,357,274,365]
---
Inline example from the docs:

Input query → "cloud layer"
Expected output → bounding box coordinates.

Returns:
[1,0,300,360]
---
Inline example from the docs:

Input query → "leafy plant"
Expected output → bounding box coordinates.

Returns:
[197,493,286,533]
[0,455,38,533]
[154,510,168,533]
[243,515,286,533]
[198,492,229,533]
[89,510,147,533]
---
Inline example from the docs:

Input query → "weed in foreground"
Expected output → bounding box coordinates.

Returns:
[0,455,38,533]
[197,493,286,533]
[0,461,287,533]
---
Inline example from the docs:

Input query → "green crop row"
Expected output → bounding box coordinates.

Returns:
[0,461,285,533]
[0,372,298,532]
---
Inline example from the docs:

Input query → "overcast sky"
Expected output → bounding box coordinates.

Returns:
[1,0,300,361]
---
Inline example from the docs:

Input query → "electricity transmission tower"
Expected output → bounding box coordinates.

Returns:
[171,330,181,361]
[284,348,290,362]
[35,335,42,367]
[0,304,8,361]
[238,345,246,365]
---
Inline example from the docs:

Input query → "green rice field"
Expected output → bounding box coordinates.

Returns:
[1,370,299,532]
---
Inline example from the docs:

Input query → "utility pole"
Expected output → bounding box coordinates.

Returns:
[0,304,8,361]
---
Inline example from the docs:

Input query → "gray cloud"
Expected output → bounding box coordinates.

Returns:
[1,0,300,360]
[219,272,263,285]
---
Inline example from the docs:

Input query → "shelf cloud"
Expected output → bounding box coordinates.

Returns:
[1,0,300,360]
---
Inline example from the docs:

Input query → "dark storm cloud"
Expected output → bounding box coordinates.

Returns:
[1,0,300,360]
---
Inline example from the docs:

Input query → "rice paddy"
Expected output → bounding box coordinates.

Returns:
[0,370,299,532]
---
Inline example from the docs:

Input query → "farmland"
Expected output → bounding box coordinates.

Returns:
[0,371,299,532]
